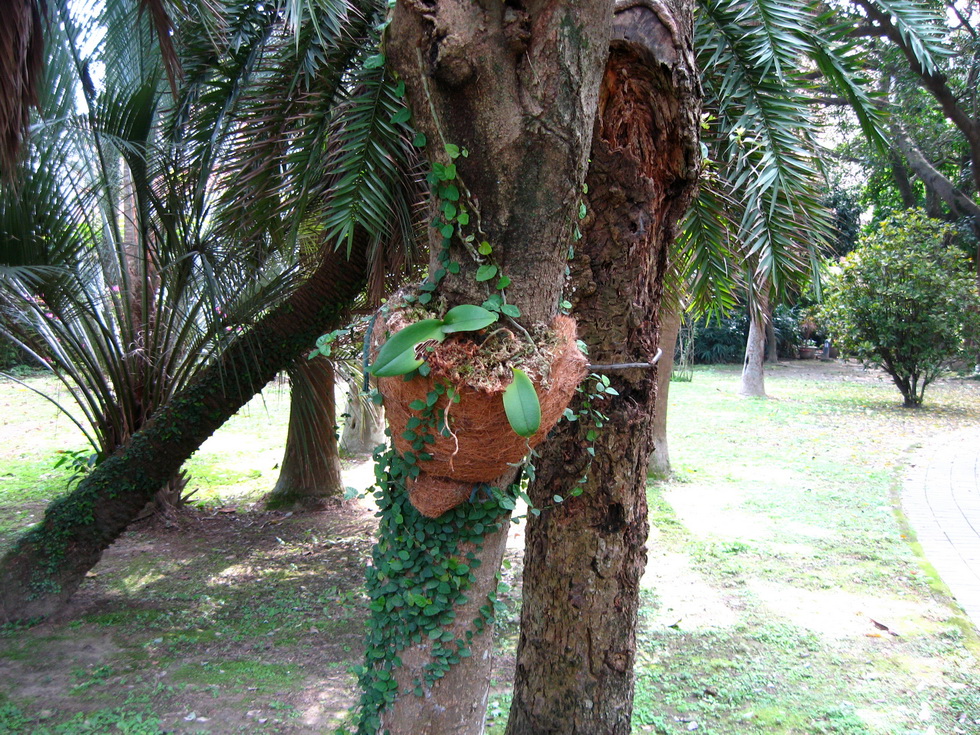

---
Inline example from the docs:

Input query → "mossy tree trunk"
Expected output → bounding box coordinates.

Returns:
[506,2,701,732]
[371,1,614,731]
[266,357,344,511]
[0,247,367,623]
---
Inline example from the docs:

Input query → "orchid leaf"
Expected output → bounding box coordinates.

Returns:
[440,305,498,334]
[370,319,445,377]
[503,368,541,438]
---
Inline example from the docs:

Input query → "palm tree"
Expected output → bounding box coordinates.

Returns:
[0,0,422,620]
[1,0,421,512]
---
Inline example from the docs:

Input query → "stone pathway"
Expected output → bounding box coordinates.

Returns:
[903,429,980,628]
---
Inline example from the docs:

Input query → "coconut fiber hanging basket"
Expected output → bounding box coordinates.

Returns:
[374,311,587,518]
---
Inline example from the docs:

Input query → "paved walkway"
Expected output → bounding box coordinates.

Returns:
[903,429,980,628]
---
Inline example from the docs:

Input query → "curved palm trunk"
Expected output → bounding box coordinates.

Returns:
[0,246,367,623]
[266,357,344,511]
[507,2,701,732]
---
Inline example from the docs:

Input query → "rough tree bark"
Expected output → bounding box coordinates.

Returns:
[0,246,367,623]
[648,301,682,477]
[375,1,614,731]
[506,1,700,732]
[738,280,768,397]
[265,356,345,511]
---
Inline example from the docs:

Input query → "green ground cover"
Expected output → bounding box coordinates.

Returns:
[1,362,978,734]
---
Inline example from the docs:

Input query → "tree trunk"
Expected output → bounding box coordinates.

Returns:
[765,305,778,362]
[339,381,386,457]
[507,2,700,732]
[379,498,515,735]
[892,124,980,244]
[265,357,344,511]
[889,149,919,209]
[739,285,769,397]
[362,1,614,731]
[648,302,682,477]
[0,246,367,623]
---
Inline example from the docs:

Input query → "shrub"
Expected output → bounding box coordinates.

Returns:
[692,311,748,364]
[690,305,803,364]
[772,304,803,356]
[821,210,980,407]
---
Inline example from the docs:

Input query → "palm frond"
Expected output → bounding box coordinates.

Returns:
[695,0,834,307]
[673,168,741,319]
[857,0,951,76]
[317,52,422,258]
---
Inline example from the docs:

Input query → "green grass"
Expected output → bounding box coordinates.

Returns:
[2,363,980,733]
[633,364,980,734]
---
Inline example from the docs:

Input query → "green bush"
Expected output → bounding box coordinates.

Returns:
[692,311,748,364]
[821,210,980,407]
[690,305,803,364]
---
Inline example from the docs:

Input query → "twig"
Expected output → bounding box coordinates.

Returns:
[588,348,664,371]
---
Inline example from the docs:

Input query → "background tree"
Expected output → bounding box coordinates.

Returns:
[0,0,313,511]
[836,0,980,275]
[265,356,344,510]
[821,210,980,406]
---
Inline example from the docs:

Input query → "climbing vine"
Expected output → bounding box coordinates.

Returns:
[348,380,515,734]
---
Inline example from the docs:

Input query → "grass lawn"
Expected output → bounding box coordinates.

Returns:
[1,362,979,734]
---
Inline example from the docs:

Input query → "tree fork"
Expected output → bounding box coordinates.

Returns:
[0,245,368,623]
[372,0,613,731]
[506,0,701,731]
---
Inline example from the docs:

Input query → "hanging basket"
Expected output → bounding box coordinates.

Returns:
[374,310,587,516]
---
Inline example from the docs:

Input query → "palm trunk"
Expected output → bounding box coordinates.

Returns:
[339,381,386,457]
[648,304,683,477]
[0,246,367,623]
[739,284,769,397]
[266,357,344,511]
[507,2,701,732]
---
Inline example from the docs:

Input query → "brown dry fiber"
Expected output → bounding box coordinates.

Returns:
[377,314,587,516]
[405,475,476,519]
